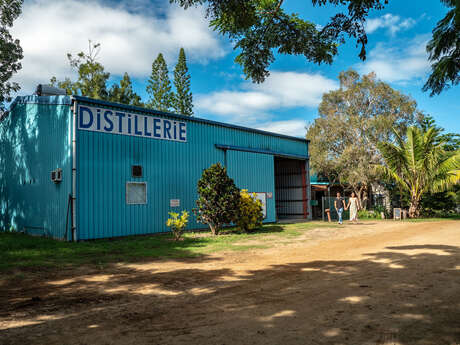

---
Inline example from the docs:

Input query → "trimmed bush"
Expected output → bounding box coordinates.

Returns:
[195,163,240,235]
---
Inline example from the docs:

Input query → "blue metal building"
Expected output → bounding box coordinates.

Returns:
[0,95,311,241]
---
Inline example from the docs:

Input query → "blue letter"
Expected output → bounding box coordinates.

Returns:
[79,106,93,129]
[144,116,152,137]
[179,123,186,141]
[164,120,172,139]
[134,115,142,135]
[103,111,113,131]
[127,114,132,134]
[96,109,101,130]
[115,112,125,133]
[153,118,161,138]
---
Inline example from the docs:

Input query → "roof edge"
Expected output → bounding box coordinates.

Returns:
[215,144,309,160]
[72,95,310,144]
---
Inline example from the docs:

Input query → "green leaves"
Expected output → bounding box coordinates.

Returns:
[146,49,194,114]
[51,41,110,100]
[108,73,143,107]
[173,48,193,116]
[378,125,460,217]
[307,70,420,206]
[146,53,174,112]
[0,0,23,111]
[171,0,390,83]
[423,0,460,96]
[195,163,240,235]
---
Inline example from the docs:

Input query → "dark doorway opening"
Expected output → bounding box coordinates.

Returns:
[274,157,308,220]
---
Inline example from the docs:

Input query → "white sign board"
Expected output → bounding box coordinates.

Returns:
[78,105,187,142]
[254,193,267,219]
[170,199,180,207]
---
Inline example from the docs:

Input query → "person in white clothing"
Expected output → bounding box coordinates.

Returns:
[346,192,359,223]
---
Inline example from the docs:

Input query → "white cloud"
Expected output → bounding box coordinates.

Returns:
[365,14,416,35]
[256,119,308,137]
[11,0,226,93]
[196,71,337,137]
[197,71,337,117]
[357,35,430,84]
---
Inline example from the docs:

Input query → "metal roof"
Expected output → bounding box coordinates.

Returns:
[72,95,309,144]
[9,94,309,143]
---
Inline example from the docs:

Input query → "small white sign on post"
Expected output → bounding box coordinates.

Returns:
[254,193,267,219]
[170,199,180,207]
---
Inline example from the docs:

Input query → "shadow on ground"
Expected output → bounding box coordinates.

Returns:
[1,244,460,345]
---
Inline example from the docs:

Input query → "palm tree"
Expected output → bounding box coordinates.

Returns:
[378,126,460,218]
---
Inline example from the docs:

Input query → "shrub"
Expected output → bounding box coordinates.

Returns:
[166,211,189,241]
[236,189,263,232]
[373,205,390,219]
[358,209,378,219]
[195,163,240,235]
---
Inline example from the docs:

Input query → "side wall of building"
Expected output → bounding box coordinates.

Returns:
[0,96,73,239]
[75,98,307,239]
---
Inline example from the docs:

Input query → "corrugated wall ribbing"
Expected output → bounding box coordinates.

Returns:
[0,98,72,239]
[227,151,276,223]
[76,100,308,239]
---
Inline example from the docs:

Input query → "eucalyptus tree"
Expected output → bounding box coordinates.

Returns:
[378,126,460,218]
[51,41,110,100]
[307,70,422,208]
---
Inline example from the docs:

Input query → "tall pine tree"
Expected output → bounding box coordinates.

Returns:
[146,53,173,112]
[173,48,193,116]
[108,72,143,107]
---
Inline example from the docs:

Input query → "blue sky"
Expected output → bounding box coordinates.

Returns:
[12,0,459,137]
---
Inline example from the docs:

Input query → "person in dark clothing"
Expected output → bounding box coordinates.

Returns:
[334,192,346,224]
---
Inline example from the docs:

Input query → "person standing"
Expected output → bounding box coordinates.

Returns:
[334,192,346,224]
[346,192,359,223]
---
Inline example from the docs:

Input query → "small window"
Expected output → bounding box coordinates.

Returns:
[132,165,143,178]
[126,182,147,205]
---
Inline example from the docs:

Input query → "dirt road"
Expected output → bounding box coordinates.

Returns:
[1,221,460,345]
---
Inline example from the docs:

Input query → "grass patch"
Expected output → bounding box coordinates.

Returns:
[0,222,335,272]
[400,216,460,222]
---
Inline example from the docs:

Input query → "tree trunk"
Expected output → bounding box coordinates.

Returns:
[408,195,420,218]
[209,223,219,235]
[355,185,367,210]
[361,184,368,210]
[355,191,362,210]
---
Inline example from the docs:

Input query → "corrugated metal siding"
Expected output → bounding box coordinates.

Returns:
[0,96,72,239]
[226,150,275,223]
[76,99,308,239]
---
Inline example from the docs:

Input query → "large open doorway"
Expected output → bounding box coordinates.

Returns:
[274,157,309,220]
